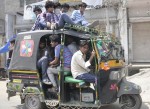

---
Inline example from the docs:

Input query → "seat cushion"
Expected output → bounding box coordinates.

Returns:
[64,71,72,76]
[65,76,84,83]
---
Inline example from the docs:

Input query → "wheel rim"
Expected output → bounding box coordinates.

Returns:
[125,95,136,108]
[26,95,40,108]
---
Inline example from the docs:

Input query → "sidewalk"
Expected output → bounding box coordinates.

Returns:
[128,68,150,103]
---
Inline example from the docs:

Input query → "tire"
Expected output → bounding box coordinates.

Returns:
[120,94,142,109]
[21,98,25,104]
[24,95,43,109]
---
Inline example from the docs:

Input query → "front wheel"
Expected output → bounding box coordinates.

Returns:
[24,95,43,109]
[120,94,142,109]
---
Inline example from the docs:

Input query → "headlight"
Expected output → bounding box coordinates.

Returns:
[120,68,126,78]
[110,68,126,80]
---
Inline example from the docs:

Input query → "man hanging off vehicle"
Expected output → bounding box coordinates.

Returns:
[47,35,73,92]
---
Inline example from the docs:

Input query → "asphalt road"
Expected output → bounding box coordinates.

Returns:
[0,80,149,109]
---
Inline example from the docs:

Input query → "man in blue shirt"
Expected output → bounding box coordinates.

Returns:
[55,2,89,28]
[47,35,72,91]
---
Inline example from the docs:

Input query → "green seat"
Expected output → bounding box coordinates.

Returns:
[65,76,84,83]
[64,71,72,76]
[64,74,85,102]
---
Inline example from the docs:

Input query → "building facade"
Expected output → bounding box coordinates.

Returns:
[5,0,43,40]
[127,0,150,64]
[4,0,150,65]
[85,0,150,65]
[0,0,5,68]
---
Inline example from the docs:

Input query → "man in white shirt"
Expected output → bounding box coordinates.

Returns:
[71,40,96,83]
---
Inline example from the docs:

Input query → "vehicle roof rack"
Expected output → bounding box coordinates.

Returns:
[64,24,99,35]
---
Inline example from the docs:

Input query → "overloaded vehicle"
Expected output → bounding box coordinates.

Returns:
[7,25,142,109]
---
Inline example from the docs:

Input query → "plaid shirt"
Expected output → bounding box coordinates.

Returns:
[31,12,59,31]
[46,12,59,23]
[31,12,46,31]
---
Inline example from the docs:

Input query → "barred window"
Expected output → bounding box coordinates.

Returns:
[20,0,24,7]
[26,0,41,5]
[20,0,43,7]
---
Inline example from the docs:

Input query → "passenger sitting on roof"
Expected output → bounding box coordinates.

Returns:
[71,40,97,86]
[47,35,73,91]
[71,2,89,26]
[31,1,59,30]
[31,6,43,31]
[37,37,52,84]
[46,3,75,29]
[46,3,91,29]
[33,6,42,17]
[45,1,59,29]
[54,2,61,16]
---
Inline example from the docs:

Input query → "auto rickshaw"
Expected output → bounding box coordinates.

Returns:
[7,25,142,109]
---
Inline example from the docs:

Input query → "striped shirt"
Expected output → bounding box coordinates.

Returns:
[46,12,59,23]
[31,12,48,31]
[71,10,88,26]
[31,12,59,31]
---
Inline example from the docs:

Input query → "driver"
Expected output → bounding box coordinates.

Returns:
[71,40,97,86]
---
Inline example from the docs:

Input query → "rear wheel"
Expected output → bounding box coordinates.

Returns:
[120,94,142,109]
[24,95,43,109]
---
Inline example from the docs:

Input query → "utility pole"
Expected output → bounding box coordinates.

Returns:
[106,7,110,33]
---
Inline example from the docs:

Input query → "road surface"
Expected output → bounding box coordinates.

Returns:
[0,80,149,109]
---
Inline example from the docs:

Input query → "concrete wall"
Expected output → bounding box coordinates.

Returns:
[0,0,5,34]
[5,0,42,14]
[127,0,150,63]
[5,0,42,35]
[0,0,6,68]
[118,7,128,63]
[5,0,23,15]
[0,0,5,20]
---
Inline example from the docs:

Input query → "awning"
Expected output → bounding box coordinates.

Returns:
[0,41,10,53]
[0,35,16,54]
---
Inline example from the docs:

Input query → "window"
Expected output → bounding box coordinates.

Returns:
[20,0,43,7]
[26,0,42,5]
[20,0,24,7]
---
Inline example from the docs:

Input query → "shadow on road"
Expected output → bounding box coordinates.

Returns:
[0,78,7,81]
[100,102,150,109]
[142,102,150,109]
[11,101,150,109]
[15,104,24,109]
[100,104,121,109]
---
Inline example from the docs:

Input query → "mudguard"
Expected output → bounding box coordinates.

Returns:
[117,77,142,97]
[21,87,45,102]
[7,82,24,100]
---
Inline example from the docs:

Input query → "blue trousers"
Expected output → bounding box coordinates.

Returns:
[37,56,48,80]
[58,13,75,28]
[76,73,97,83]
